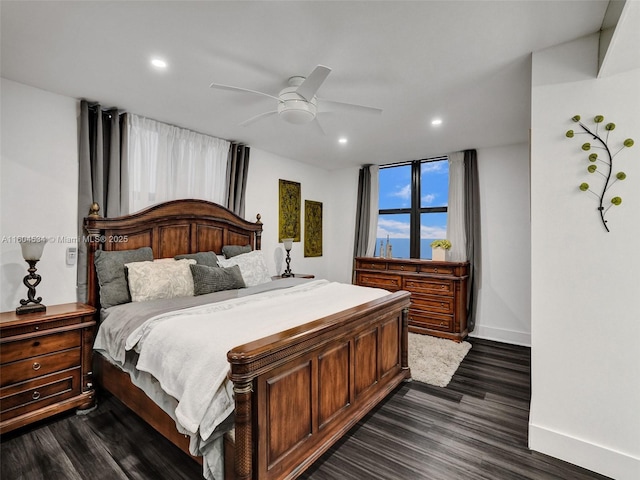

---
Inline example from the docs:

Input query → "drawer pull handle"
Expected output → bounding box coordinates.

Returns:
[441,285,445,289]
[400,266,404,270]
[441,303,445,307]
[33,341,40,347]
[32,362,41,371]
[32,391,41,400]
[434,268,438,273]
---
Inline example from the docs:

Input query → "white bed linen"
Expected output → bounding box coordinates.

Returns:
[124,280,389,443]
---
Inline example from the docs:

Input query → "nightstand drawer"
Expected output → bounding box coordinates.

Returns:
[0,348,81,387]
[1,330,81,364]
[410,294,454,314]
[403,278,454,296]
[0,369,81,419]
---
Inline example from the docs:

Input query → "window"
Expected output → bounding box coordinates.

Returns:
[376,157,448,259]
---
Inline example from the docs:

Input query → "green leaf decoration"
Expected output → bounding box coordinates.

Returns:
[616,172,626,180]
[605,123,616,131]
[594,115,604,123]
[611,197,622,206]
[587,164,597,173]
[579,183,589,191]
[566,130,574,138]
[623,138,634,147]
[589,153,598,162]
[581,143,591,151]
[572,115,581,122]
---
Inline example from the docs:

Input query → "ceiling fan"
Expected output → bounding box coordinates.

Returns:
[209,65,382,129]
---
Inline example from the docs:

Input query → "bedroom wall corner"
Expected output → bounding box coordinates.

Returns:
[0,78,80,311]
[529,33,640,480]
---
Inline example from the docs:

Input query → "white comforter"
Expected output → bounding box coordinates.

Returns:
[124,279,389,447]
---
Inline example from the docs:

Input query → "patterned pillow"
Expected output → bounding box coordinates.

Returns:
[190,264,245,295]
[125,259,196,302]
[175,251,219,267]
[218,250,271,287]
[221,244,252,259]
[94,247,153,308]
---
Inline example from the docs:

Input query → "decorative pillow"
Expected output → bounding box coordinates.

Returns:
[125,259,196,302]
[175,251,219,267]
[94,247,153,308]
[221,244,252,259]
[218,250,271,287]
[190,264,245,295]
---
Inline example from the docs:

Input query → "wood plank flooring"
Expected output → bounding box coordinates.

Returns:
[1,338,611,480]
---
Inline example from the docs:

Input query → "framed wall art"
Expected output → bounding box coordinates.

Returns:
[304,200,323,257]
[278,179,301,242]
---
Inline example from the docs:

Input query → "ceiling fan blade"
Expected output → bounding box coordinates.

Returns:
[239,110,278,127]
[319,98,383,115]
[295,65,332,101]
[209,82,281,102]
[313,115,327,136]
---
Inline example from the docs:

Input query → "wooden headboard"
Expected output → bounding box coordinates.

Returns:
[83,199,262,309]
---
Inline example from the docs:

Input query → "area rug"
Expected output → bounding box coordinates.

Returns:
[408,333,472,387]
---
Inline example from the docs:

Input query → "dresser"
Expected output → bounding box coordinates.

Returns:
[354,257,469,341]
[0,303,96,434]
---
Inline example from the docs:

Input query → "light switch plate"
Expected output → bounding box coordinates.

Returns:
[66,247,77,266]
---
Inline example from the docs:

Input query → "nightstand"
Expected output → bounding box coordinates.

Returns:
[272,273,315,279]
[0,302,96,434]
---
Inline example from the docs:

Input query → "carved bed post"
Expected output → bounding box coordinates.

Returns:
[233,380,253,480]
[84,202,102,309]
[255,214,262,251]
[401,306,410,372]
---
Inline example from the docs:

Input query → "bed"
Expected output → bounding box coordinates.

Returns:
[83,199,411,480]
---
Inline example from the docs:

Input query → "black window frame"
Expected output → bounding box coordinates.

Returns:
[379,156,448,258]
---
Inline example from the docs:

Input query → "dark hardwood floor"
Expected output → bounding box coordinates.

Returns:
[1,338,610,480]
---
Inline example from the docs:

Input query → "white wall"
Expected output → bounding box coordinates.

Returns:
[0,78,79,311]
[472,143,531,346]
[529,33,640,480]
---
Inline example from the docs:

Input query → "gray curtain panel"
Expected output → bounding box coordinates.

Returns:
[76,101,128,303]
[353,165,372,260]
[464,149,480,332]
[226,143,250,217]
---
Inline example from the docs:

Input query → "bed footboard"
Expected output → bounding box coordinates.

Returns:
[228,290,411,480]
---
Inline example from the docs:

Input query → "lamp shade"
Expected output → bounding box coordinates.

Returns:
[19,239,47,261]
[282,238,294,251]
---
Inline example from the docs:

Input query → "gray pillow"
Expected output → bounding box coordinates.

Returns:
[175,251,219,267]
[190,264,245,295]
[222,244,252,259]
[94,247,153,308]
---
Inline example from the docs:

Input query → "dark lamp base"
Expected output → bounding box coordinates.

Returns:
[16,303,46,315]
[281,272,293,278]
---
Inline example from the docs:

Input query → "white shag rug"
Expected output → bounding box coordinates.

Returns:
[408,333,472,387]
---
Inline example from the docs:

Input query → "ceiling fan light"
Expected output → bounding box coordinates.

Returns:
[278,95,317,124]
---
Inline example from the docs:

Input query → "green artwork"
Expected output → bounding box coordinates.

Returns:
[279,179,300,242]
[304,200,322,257]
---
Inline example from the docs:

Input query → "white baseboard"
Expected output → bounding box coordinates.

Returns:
[529,423,640,480]
[469,324,531,346]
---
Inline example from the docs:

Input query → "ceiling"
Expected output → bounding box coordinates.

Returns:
[0,1,620,170]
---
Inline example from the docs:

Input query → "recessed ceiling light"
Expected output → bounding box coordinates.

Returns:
[151,58,167,69]
[431,118,443,126]
[338,137,348,144]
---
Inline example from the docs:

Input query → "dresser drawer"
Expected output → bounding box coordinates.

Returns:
[1,330,81,364]
[388,263,417,273]
[403,277,454,296]
[355,272,402,291]
[0,348,81,387]
[0,368,81,420]
[408,310,452,332]
[419,264,454,276]
[411,294,454,314]
[355,259,387,271]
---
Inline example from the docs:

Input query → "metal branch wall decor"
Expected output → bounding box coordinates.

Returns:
[566,114,635,232]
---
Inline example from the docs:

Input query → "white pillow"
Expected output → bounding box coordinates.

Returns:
[125,259,196,302]
[217,250,272,287]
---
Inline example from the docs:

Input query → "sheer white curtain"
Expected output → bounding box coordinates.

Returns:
[128,114,229,213]
[446,151,466,261]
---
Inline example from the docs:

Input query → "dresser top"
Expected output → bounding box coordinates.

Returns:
[355,256,469,266]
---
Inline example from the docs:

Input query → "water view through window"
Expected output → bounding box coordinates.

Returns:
[376,158,448,259]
